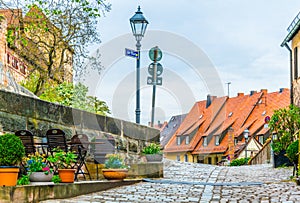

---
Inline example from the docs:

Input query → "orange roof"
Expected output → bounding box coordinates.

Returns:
[164,89,290,156]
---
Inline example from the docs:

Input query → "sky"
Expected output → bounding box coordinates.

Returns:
[83,0,300,126]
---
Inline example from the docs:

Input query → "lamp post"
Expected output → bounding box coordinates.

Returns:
[130,6,149,124]
[243,129,249,159]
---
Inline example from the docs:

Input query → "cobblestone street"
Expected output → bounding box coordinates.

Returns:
[43,160,300,203]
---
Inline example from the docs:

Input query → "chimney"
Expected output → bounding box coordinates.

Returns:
[279,88,285,93]
[261,89,268,95]
[250,90,257,96]
[206,94,213,108]
[237,93,244,97]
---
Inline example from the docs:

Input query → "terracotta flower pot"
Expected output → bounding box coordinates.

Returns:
[102,169,128,180]
[29,172,53,182]
[58,169,76,183]
[0,166,19,186]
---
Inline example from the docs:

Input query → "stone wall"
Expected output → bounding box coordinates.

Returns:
[0,89,160,163]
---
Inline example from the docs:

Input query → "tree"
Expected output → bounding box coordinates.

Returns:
[21,79,110,115]
[0,0,111,96]
[269,104,300,177]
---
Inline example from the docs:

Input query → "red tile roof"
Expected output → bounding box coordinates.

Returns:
[164,89,290,156]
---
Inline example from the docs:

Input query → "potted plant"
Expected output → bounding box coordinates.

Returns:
[0,133,25,186]
[142,143,163,162]
[47,149,77,183]
[102,154,128,180]
[24,152,54,182]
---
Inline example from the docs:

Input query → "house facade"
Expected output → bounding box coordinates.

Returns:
[281,11,300,106]
[0,7,73,90]
[164,89,290,164]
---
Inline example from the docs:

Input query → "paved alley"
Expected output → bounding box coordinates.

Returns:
[42,160,300,203]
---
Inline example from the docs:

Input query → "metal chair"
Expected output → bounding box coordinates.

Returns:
[94,135,115,179]
[15,130,36,176]
[15,130,36,155]
[70,134,92,181]
[46,128,68,154]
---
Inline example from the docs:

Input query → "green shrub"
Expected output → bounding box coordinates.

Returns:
[104,154,127,169]
[142,143,161,154]
[286,140,299,163]
[230,158,250,166]
[0,133,25,166]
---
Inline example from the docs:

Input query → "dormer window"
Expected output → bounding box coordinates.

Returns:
[177,136,181,145]
[203,136,208,147]
[228,112,233,117]
[185,135,190,145]
[215,135,219,146]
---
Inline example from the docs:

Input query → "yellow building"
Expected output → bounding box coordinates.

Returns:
[281,11,300,106]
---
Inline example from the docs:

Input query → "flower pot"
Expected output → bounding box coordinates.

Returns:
[58,169,76,183]
[102,169,128,180]
[29,172,53,182]
[145,154,163,162]
[0,166,19,186]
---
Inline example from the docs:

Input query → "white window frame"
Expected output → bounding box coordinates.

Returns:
[259,135,264,144]
[185,135,190,145]
[215,135,220,146]
[184,154,188,162]
[177,136,181,145]
[203,137,208,147]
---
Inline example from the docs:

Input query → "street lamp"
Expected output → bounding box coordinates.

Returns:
[243,129,249,159]
[130,6,149,124]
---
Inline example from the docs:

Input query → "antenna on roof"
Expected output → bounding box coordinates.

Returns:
[225,82,231,97]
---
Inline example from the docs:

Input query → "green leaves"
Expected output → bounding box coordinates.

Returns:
[142,143,162,155]
[269,105,300,152]
[0,134,25,166]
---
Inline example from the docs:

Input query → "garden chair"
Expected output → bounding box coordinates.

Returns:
[15,130,36,155]
[15,130,36,175]
[46,128,68,155]
[70,134,92,181]
[46,129,69,175]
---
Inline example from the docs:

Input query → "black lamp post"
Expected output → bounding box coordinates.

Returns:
[243,129,249,159]
[130,6,148,124]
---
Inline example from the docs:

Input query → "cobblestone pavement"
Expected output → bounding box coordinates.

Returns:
[42,160,300,203]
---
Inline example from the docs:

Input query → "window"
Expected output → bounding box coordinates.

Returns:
[176,155,180,161]
[185,135,190,145]
[184,154,188,162]
[215,135,219,146]
[295,47,299,79]
[259,135,264,144]
[177,136,181,145]
[203,136,208,147]
[234,138,238,145]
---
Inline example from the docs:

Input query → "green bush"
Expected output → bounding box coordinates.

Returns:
[142,143,161,154]
[286,140,299,163]
[230,158,250,166]
[0,133,25,166]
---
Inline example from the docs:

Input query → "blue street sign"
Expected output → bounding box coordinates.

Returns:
[125,48,138,58]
